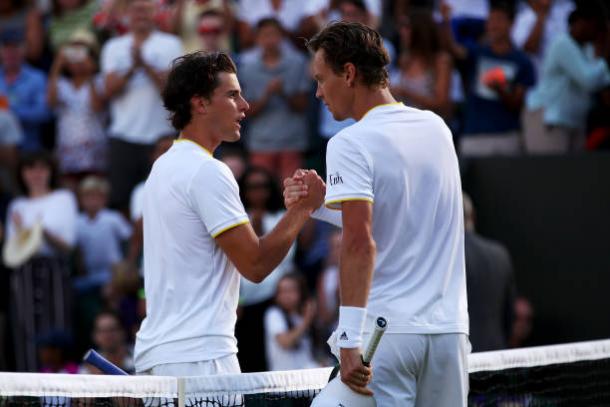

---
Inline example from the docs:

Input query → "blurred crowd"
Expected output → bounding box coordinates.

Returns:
[0,0,607,373]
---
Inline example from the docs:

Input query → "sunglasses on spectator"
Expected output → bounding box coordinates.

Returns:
[198,25,223,35]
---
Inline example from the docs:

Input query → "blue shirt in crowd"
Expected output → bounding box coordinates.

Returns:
[0,64,49,151]
[462,43,535,135]
[527,32,610,130]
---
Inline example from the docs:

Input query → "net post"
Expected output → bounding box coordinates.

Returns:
[177,377,185,407]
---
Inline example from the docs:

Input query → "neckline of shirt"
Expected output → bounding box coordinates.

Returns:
[174,138,213,157]
[361,102,405,120]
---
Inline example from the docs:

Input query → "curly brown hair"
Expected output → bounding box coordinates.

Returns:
[162,51,237,130]
[306,21,390,88]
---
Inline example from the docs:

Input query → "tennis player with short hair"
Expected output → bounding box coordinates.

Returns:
[285,22,469,406]
[134,52,325,376]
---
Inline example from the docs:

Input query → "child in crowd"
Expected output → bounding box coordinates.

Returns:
[264,273,318,371]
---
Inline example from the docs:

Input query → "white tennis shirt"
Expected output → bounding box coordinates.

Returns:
[135,139,250,372]
[324,103,469,335]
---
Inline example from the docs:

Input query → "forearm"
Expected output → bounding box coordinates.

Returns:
[340,236,375,307]
[276,322,309,349]
[247,93,271,117]
[43,229,72,255]
[441,21,467,60]
[142,65,167,91]
[287,93,308,112]
[47,75,60,108]
[105,69,134,98]
[523,18,546,54]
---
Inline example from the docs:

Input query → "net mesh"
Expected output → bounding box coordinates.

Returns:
[1,339,609,406]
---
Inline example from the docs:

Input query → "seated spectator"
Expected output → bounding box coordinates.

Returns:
[264,273,318,371]
[0,29,49,152]
[236,0,324,50]
[391,10,453,118]
[511,0,575,74]
[0,0,44,63]
[100,0,182,211]
[5,151,77,372]
[49,0,99,53]
[235,166,295,372]
[74,176,132,295]
[80,310,135,374]
[47,30,106,190]
[463,192,516,352]
[169,1,235,54]
[37,331,78,373]
[523,2,610,153]
[442,1,536,156]
[239,18,310,182]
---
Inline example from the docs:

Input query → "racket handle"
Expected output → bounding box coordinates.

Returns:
[83,349,129,375]
[362,317,387,365]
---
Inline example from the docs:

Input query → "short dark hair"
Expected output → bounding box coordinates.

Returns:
[569,1,608,27]
[256,17,284,33]
[339,0,367,13]
[17,150,59,195]
[162,51,237,130]
[490,1,515,21]
[306,21,390,88]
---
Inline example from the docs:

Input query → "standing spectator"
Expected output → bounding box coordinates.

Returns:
[391,10,453,118]
[101,0,182,211]
[80,310,134,374]
[264,273,318,371]
[0,100,22,192]
[235,166,295,372]
[74,176,132,295]
[443,0,490,47]
[442,1,536,156]
[463,192,516,352]
[511,0,575,74]
[0,0,45,63]
[169,0,235,54]
[0,29,49,152]
[5,151,78,371]
[235,0,325,50]
[239,18,310,181]
[47,30,106,190]
[523,2,610,153]
[49,0,99,53]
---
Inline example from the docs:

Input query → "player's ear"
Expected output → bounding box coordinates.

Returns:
[344,62,356,88]
[190,95,208,115]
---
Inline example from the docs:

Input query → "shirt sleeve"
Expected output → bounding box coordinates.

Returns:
[189,161,250,238]
[51,191,78,247]
[324,134,374,210]
[516,53,536,88]
[264,306,289,338]
[112,212,133,240]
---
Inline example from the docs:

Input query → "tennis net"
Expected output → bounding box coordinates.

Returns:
[0,339,609,406]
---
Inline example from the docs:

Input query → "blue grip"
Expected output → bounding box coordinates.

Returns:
[83,349,129,375]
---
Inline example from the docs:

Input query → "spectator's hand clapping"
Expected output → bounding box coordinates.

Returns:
[266,78,283,95]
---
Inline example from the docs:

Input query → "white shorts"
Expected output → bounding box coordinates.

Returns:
[137,354,241,376]
[329,332,470,407]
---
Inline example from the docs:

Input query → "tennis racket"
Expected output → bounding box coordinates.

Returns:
[83,349,129,375]
[311,316,387,407]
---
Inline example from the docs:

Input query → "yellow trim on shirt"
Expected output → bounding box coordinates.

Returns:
[325,197,374,210]
[174,138,213,156]
[362,102,404,119]
[211,219,250,238]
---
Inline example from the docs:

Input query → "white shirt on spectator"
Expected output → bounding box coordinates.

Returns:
[444,0,489,19]
[237,0,327,32]
[264,305,318,371]
[6,190,78,256]
[77,209,132,278]
[324,103,468,335]
[0,110,24,146]
[100,31,183,145]
[511,0,574,73]
[135,139,250,372]
[129,181,145,221]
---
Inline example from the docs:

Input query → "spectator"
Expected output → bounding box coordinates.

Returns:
[37,331,78,373]
[235,0,325,50]
[218,145,248,180]
[264,273,318,371]
[0,29,49,152]
[442,1,536,156]
[511,0,575,74]
[0,99,23,192]
[523,2,610,153]
[47,30,106,190]
[391,10,453,118]
[0,0,45,63]
[80,310,134,374]
[170,0,235,54]
[5,151,78,371]
[74,176,132,295]
[326,0,383,29]
[49,0,99,53]
[235,166,295,372]
[100,0,182,211]
[463,192,516,352]
[239,18,310,181]
[509,297,534,348]
[442,0,490,47]
[315,228,341,341]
